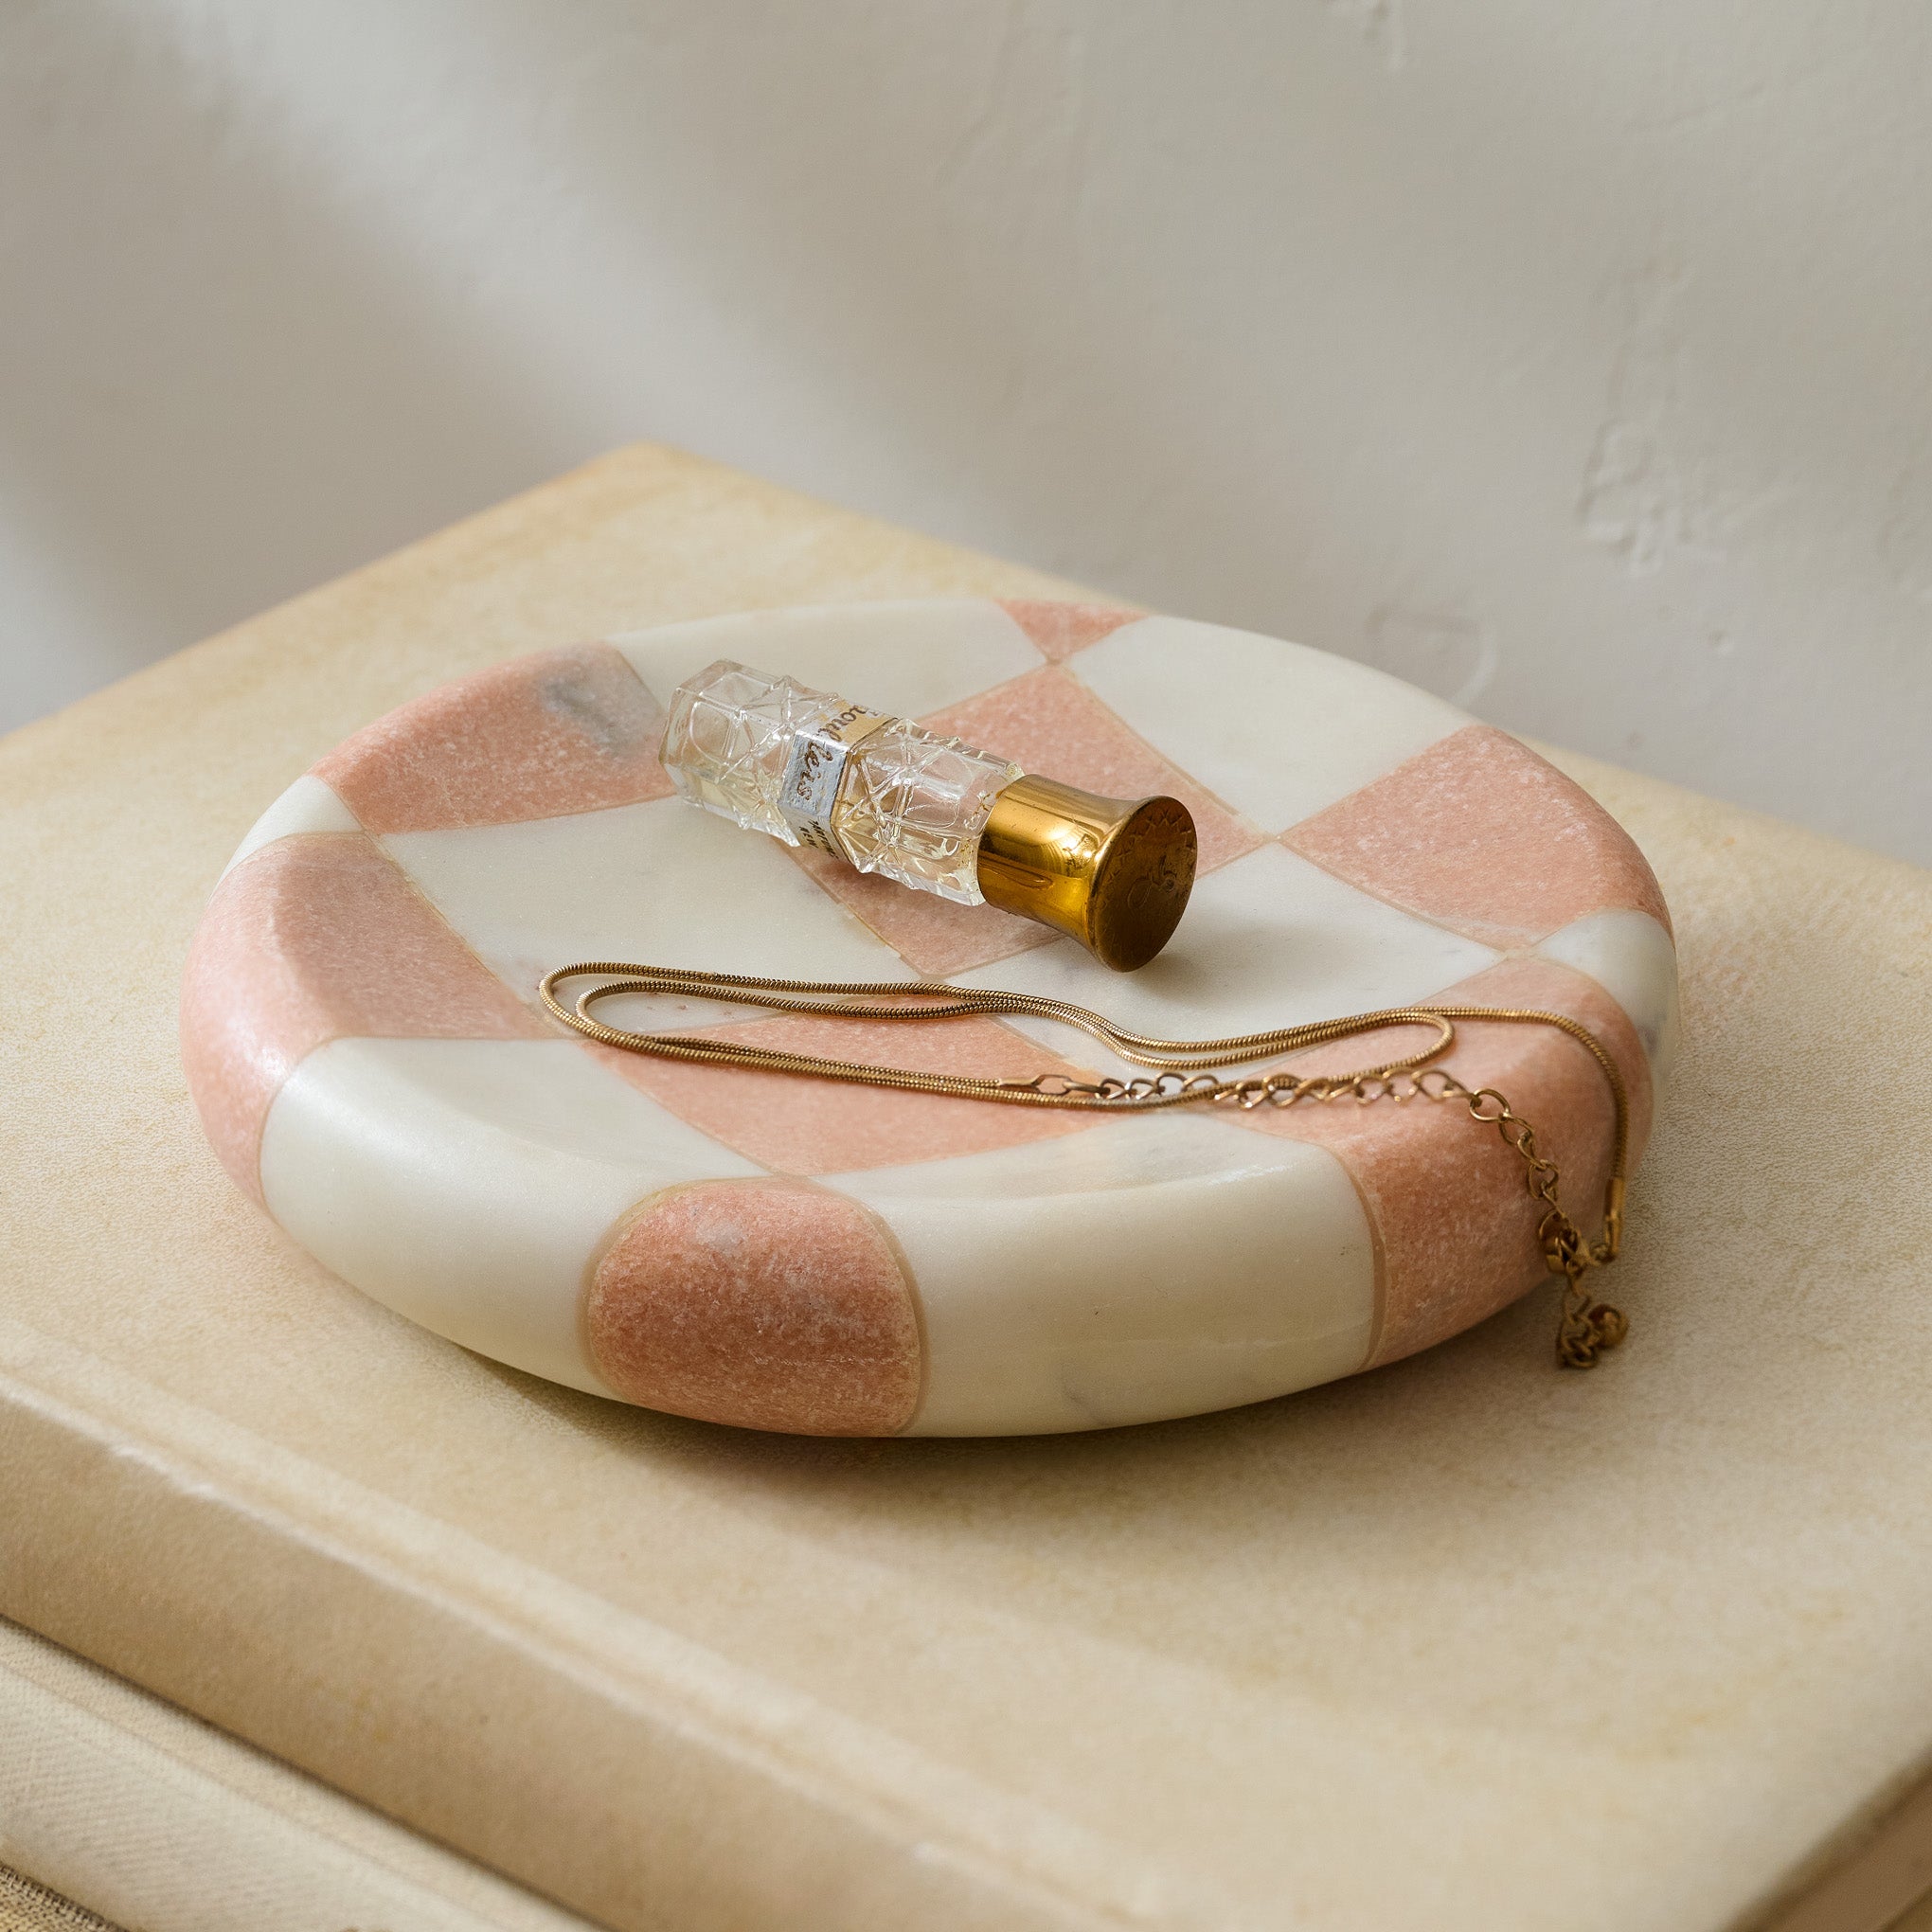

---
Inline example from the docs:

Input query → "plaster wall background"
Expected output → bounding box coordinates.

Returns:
[2,1,1927,863]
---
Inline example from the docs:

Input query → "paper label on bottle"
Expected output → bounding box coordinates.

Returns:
[778,707,890,857]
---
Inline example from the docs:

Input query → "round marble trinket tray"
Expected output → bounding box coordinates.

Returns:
[183,599,1677,1437]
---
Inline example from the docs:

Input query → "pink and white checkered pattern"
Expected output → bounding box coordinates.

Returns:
[182,599,1677,1436]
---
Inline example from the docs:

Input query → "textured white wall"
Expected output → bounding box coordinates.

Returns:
[4,2,1928,862]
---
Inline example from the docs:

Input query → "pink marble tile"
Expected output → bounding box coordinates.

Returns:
[786,844,1055,978]
[1282,724,1672,948]
[313,643,672,833]
[923,667,1261,875]
[997,599,1142,663]
[589,1011,1100,1176]
[1225,955,1654,1369]
[587,1179,923,1435]
[181,833,542,1200]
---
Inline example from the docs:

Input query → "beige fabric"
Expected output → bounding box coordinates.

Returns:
[0,444,1928,1932]
[0,1618,593,1932]
[0,1867,119,1932]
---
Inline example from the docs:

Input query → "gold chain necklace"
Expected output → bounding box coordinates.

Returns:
[541,963,1631,1369]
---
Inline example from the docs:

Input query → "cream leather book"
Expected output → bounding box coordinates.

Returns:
[2,446,1929,1932]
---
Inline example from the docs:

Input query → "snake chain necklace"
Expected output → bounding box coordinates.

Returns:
[540,961,1631,1369]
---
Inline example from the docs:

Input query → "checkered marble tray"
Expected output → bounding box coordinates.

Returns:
[181,599,1677,1436]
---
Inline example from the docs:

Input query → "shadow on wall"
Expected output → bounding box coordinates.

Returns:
[0,6,569,727]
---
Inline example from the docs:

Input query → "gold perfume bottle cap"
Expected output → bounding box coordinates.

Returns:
[976,776,1197,972]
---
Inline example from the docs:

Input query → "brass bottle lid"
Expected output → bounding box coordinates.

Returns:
[976,775,1197,971]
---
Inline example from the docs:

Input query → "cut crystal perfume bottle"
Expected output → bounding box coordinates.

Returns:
[660,659,1198,970]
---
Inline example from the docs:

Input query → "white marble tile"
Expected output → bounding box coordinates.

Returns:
[1534,907,1681,1088]
[219,773,361,880]
[260,1037,761,1393]
[837,1113,1375,1434]
[611,599,1043,723]
[1073,616,1471,831]
[384,796,904,1001]
[957,841,1500,1051]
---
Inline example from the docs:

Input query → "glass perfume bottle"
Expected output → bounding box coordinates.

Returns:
[660,659,1197,970]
